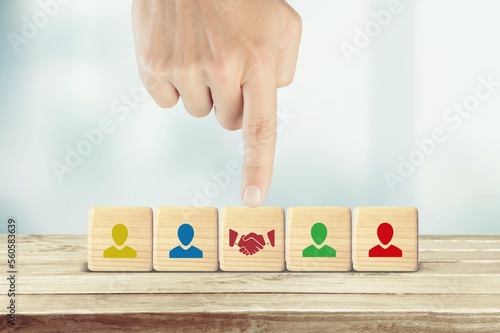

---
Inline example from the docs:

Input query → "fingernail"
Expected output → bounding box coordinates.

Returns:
[243,185,262,207]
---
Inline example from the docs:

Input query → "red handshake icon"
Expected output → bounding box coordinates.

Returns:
[229,229,275,256]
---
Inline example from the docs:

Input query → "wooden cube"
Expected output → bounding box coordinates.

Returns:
[88,206,153,271]
[153,207,218,271]
[286,207,351,271]
[353,207,418,272]
[219,207,284,271]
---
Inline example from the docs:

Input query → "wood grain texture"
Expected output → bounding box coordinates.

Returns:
[10,272,500,294]
[1,235,499,332]
[219,207,285,271]
[88,207,152,271]
[353,207,418,271]
[4,294,500,315]
[153,206,218,271]
[286,207,351,271]
[4,313,500,333]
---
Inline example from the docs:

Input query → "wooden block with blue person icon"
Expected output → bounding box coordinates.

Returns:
[286,207,351,271]
[88,206,153,271]
[153,207,218,271]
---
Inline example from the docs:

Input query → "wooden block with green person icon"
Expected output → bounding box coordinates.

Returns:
[88,206,153,271]
[286,207,351,271]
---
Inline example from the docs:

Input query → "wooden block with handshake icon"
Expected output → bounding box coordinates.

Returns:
[88,206,418,272]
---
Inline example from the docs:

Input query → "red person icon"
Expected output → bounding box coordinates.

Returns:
[368,222,403,257]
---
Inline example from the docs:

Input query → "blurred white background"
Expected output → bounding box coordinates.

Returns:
[0,0,499,234]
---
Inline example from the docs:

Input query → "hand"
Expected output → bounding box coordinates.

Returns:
[237,232,266,256]
[132,0,302,207]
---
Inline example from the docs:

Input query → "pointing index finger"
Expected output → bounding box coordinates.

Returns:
[241,70,277,207]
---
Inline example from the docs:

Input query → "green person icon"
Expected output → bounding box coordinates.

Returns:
[302,222,336,257]
[103,223,137,258]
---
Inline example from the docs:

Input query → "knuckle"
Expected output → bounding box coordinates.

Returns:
[184,102,213,118]
[170,64,198,84]
[216,112,242,131]
[138,52,171,77]
[243,119,276,145]
[277,74,294,87]
[154,95,178,109]
[282,11,302,42]
[292,12,302,34]
[284,5,302,33]
[220,120,242,131]
[247,48,275,69]
[207,60,235,86]
[242,164,268,177]
[187,109,212,118]
[138,58,171,89]
[138,52,202,86]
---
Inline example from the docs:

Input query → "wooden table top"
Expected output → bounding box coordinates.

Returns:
[1,234,499,332]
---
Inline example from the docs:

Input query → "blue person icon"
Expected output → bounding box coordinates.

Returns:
[169,223,203,258]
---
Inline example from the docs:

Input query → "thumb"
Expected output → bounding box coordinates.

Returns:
[241,72,277,207]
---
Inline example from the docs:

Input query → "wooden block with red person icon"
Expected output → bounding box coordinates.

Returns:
[353,207,418,271]
[219,207,284,271]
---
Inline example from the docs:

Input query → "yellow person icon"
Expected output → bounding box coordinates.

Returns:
[103,224,137,258]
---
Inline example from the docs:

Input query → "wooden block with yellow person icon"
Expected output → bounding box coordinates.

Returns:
[88,206,153,271]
